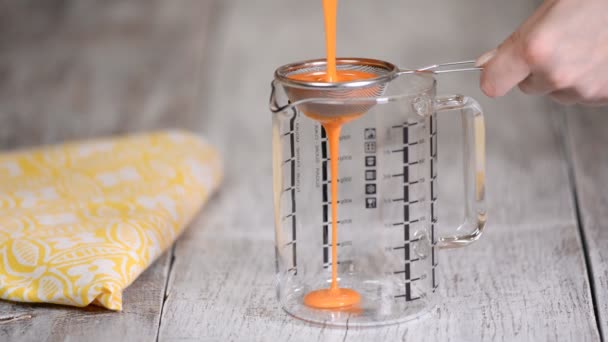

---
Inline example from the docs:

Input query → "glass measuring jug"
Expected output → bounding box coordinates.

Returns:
[269,58,487,327]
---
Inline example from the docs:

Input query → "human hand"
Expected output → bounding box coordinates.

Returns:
[476,0,608,106]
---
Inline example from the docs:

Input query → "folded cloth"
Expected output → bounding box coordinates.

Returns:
[0,131,222,310]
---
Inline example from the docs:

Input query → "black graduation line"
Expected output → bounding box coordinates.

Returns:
[287,114,298,275]
[430,114,438,291]
[321,126,329,268]
[403,124,412,301]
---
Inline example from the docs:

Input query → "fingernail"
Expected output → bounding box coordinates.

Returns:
[475,49,497,67]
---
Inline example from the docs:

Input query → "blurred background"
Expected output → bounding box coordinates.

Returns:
[0,0,539,148]
[0,0,551,226]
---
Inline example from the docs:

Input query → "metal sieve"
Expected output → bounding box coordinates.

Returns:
[270,57,480,117]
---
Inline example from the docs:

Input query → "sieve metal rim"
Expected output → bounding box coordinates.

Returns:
[274,57,398,90]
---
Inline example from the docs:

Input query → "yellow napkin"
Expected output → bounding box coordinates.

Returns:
[0,131,222,310]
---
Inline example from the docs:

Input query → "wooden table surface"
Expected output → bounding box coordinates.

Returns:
[0,1,606,341]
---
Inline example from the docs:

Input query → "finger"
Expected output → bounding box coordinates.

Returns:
[475,49,497,68]
[480,31,531,97]
[549,89,578,105]
[478,1,557,98]
[518,73,555,95]
[580,103,608,107]
[579,99,608,107]
[579,81,608,106]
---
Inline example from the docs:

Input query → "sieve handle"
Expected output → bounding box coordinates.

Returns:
[435,95,487,249]
[397,60,482,75]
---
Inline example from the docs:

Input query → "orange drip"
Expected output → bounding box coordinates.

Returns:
[303,114,360,309]
[322,0,338,81]
[290,62,376,309]
[286,0,378,311]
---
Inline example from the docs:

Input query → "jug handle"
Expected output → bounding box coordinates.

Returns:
[435,95,487,249]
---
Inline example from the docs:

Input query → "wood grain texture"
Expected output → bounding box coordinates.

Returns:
[157,0,600,341]
[0,1,215,341]
[565,107,608,340]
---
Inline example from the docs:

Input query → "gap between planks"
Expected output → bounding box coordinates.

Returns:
[154,1,222,340]
[560,109,604,340]
[156,244,178,342]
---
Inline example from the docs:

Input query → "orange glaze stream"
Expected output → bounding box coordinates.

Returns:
[322,0,338,81]
[289,40,377,308]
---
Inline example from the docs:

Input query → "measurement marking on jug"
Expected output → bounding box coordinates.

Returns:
[391,122,419,129]
[282,114,298,275]
[391,218,421,226]
[390,175,423,185]
[391,198,420,204]
[365,170,377,181]
[392,239,421,249]
[282,213,295,221]
[430,112,438,292]
[364,127,378,209]
[399,122,415,301]
[319,127,330,268]
[322,241,352,248]
[321,177,352,185]
[365,184,376,195]
[393,272,421,281]
[365,156,376,167]
[391,140,424,152]
[322,218,352,225]
[323,260,353,267]
[387,159,423,167]
[322,198,352,205]
[364,141,376,153]
[394,295,421,300]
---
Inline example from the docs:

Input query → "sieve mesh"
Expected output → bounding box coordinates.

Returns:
[271,58,481,117]
[275,58,399,118]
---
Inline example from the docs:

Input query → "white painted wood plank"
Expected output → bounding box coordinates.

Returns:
[158,0,599,341]
[565,107,608,340]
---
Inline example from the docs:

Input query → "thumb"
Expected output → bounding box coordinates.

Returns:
[478,31,531,97]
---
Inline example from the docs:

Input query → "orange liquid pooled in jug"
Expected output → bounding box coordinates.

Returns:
[287,0,378,310]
